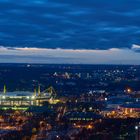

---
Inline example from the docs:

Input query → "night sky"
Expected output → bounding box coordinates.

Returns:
[0,0,140,64]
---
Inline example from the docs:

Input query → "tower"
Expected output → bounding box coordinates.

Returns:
[34,88,37,96]
[38,85,41,96]
[3,85,6,94]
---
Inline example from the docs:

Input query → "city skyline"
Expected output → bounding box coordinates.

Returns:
[1,1,140,139]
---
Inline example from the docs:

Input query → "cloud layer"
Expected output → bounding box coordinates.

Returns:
[0,45,140,64]
[0,0,140,64]
[0,0,140,50]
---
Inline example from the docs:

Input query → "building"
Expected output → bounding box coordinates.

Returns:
[120,103,140,114]
[65,112,102,122]
[0,86,57,109]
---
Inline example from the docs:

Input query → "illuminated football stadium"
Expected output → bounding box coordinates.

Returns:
[0,85,58,109]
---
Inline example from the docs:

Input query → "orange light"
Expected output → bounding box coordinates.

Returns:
[87,125,93,129]
[127,88,132,93]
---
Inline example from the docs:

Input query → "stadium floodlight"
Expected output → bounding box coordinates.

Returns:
[2,96,5,99]
[31,96,35,99]
[26,96,30,99]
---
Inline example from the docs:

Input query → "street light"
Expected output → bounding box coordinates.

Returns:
[126,88,132,94]
[135,125,140,140]
[135,126,138,130]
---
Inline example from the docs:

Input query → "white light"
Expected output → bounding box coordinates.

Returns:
[135,126,138,130]
[89,107,92,110]
[31,96,35,99]
[105,98,107,101]
[2,96,5,99]
[26,96,30,99]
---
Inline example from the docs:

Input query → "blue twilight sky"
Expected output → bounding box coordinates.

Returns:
[0,0,140,64]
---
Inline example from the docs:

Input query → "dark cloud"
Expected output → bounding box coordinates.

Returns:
[0,0,140,49]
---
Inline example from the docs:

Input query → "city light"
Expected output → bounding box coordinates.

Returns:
[87,124,93,129]
[31,96,35,99]
[26,96,30,99]
[2,96,5,99]
[89,107,92,111]
[135,126,138,130]
[1,0,140,139]
[126,88,132,93]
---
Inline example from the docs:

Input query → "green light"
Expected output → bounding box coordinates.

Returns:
[1,107,28,110]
